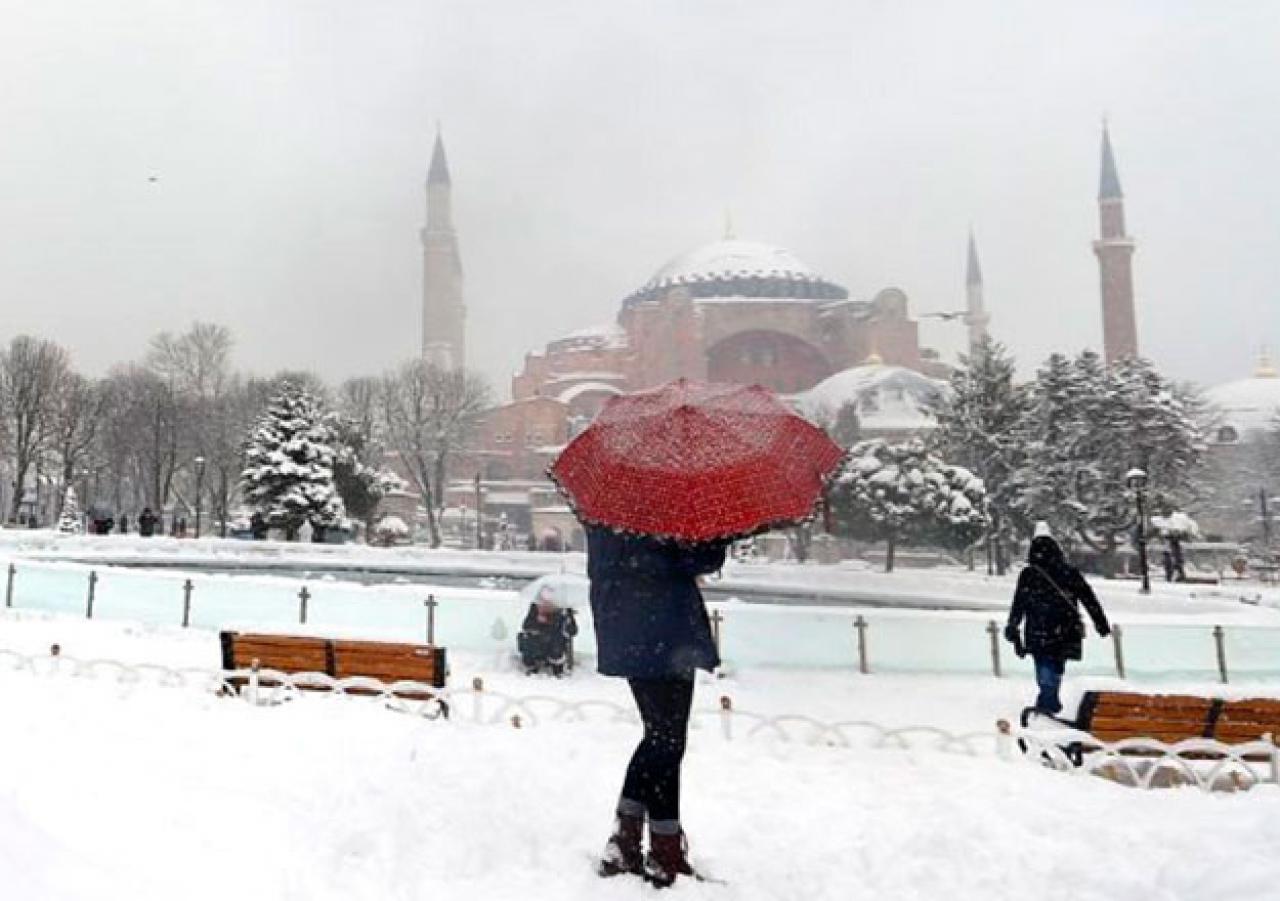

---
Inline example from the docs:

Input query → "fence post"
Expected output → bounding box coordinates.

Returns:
[1267,732,1279,786]
[1112,623,1126,679]
[248,659,261,706]
[986,620,1002,678]
[85,570,98,619]
[5,563,14,608]
[996,719,1013,761]
[471,676,485,723]
[719,695,734,741]
[854,615,869,674]
[182,579,194,628]
[425,595,438,645]
[298,586,310,625]
[1213,625,1229,684]
[710,609,724,657]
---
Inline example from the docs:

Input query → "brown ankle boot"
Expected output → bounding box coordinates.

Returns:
[645,828,694,888]
[598,813,645,877]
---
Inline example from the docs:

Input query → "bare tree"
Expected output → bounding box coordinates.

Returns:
[0,336,70,523]
[381,361,490,547]
[102,365,185,512]
[50,373,105,517]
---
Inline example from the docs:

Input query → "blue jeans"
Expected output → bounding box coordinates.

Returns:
[1033,656,1066,715]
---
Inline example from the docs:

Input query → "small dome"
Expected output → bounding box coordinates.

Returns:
[793,363,944,434]
[1206,373,1280,436]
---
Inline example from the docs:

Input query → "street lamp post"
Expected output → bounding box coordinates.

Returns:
[474,473,483,550]
[1260,487,1273,553]
[1126,468,1151,594]
[194,456,206,539]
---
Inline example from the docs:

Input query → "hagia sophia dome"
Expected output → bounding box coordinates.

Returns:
[1206,350,1280,442]
[623,239,849,307]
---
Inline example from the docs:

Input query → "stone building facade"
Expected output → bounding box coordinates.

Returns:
[480,238,943,480]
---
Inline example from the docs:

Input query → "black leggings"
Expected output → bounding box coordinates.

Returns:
[621,677,695,824]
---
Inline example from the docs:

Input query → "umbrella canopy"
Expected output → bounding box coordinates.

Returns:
[549,379,845,542]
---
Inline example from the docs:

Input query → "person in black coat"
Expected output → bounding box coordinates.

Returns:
[587,523,726,886]
[1005,531,1111,715]
[517,588,578,676]
[137,508,158,538]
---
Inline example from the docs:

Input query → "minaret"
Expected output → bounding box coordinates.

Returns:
[1092,124,1138,363]
[964,229,990,355]
[421,129,465,369]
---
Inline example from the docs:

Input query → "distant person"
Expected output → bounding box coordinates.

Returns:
[1005,524,1111,717]
[517,587,578,676]
[1161,548,1175,583]
[118,514,129,535]
[249,512,269,541]
[138,508,158,538]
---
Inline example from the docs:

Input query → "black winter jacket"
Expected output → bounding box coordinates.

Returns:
[1006,536,1110,662]
[587,525,726,679]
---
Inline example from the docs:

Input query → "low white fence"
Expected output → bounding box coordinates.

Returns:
[1,643,1276,794]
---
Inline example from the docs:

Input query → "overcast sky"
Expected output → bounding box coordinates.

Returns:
[1,1,1277,398]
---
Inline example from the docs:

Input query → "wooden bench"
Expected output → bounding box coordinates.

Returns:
[1027,691,1280,764]
[220,631,447,710]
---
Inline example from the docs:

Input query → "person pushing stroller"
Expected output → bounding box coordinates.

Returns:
[517,586,578,677]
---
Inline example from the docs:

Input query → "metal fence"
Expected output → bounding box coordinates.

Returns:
[4,560,1279,682]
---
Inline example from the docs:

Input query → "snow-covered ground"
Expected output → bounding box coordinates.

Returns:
[1,611,1279,900]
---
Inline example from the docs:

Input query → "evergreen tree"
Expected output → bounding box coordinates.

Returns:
[327,413,403,538]
[1014,352,1206,575]
[240,383,344,540]
[928,337,1028,572]
[827,438,987,571]
[57,486,82,534]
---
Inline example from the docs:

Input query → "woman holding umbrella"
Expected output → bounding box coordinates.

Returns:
[550,379,844,887]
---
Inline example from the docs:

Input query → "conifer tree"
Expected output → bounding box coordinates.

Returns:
[57,486,82,534]
[240,383,344,540]
[929,337,1028,572]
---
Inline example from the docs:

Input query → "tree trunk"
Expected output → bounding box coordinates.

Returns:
[411,458,442,548]
[1100,534,1117,579]
[991,506,1008,576]
[885,531,897,573]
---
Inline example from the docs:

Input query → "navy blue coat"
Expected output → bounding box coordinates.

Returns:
[1006,536,1110,662]
[586,525,727,679]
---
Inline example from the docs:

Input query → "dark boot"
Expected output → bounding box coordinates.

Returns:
[598,813,645,877]
[645,828,695,888]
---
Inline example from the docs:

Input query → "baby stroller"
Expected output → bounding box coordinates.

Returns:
[517,587,578,677]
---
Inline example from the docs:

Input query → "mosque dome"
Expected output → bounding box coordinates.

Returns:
[622,238,848,307]
[1205,349,1280,442]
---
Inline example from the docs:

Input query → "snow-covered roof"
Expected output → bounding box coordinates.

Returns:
[546,322,629,352]
[1206,366,1280,435]
[556,381,624,403]
[623,238,848,307]
[793,364,944,434]
[543,371,627,385]
[646,240,816,287]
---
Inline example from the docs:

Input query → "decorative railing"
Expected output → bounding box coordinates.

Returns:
[1,642,1277,794]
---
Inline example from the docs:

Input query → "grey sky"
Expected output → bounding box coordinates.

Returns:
[1,1,1277,397]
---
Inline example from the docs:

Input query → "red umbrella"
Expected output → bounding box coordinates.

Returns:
[549,379,845,542]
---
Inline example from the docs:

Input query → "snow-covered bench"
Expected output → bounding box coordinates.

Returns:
[219,631,448,708]
[1018,691,1280,787]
